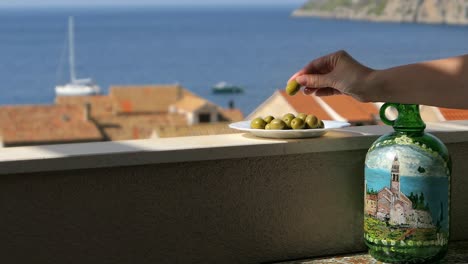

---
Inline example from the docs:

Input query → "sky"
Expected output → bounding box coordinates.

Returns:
[0,0,305,7]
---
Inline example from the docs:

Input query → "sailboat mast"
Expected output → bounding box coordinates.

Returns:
[69,16,77,83]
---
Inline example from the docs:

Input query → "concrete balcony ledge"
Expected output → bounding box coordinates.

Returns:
[1,121,468,175]
[1,121,468,263]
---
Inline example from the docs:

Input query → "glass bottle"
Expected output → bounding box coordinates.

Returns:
[364,103,450,263]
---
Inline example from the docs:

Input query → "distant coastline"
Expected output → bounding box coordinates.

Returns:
[292,0,468,25]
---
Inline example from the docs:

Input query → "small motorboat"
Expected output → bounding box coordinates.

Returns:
[212,81,244,94]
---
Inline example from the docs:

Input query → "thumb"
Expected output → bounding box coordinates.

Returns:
[296,73,336,89]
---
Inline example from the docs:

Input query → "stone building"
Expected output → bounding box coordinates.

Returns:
[365,193,377,216]
[366,155,434,228]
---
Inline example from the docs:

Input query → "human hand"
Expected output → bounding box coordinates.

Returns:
[288,50,374,102]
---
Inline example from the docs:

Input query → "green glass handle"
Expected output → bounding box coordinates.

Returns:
[379,103,399,126]
[379,103,425,132]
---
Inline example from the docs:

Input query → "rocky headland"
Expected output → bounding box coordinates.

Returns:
[292,0,468,25]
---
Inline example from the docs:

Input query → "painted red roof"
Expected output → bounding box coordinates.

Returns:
[438,108,468,120]
[0,105,103,145]
[55,95,114,117]
[320,95,379,122]
[219,108,244,122]
[279,90,332,120]
[279,90,378,123]
[93,113,188,140]
[110,85,192,114]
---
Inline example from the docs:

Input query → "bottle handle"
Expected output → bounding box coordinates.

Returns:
[379,103,399,126]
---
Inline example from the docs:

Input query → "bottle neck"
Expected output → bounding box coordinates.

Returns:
[380,103,426,133]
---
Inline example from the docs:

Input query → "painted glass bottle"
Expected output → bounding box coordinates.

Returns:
[364,103,451,263]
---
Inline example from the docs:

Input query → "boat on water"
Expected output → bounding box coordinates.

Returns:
[212,81,244,94]
[55,17,100,96]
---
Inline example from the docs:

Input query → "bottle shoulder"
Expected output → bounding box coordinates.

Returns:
[369,131,450,162]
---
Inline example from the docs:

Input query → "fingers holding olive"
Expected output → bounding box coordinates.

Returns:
[285,80,301,96]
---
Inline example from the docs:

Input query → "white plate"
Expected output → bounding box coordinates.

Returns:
[229,120,351,139]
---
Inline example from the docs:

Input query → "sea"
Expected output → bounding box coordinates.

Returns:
[0,5,467,115]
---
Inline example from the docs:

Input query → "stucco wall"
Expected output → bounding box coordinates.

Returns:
[247,92,297,120]
[1,141,467,263]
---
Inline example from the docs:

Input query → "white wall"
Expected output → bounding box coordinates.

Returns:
[247,92,297,120]
[192,104,219,125]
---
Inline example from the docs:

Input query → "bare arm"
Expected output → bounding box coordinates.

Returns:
[367,54,468,108]
[289,51,468,109]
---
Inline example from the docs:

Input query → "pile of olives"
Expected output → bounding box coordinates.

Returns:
[250,113,325,130]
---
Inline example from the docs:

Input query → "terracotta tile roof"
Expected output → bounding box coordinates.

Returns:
[94,113,188,141]
[438,108,468,120]
[53,85,243,141]
[279,90,332,120]
[153,122,241,138]
[55,95,114,117]
[172,95,208,112]
[320,95,379,123]
[110,85,193,114]
[278,90,378,123]
[219,108,244,122]
[0,105,103,146]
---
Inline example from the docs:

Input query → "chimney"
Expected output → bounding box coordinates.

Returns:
[84,102,92,121]
[177,84,183,100]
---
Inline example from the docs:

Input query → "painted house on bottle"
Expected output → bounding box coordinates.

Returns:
[365,155,433,228]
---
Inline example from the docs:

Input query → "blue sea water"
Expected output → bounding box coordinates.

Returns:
[0,5,468,114]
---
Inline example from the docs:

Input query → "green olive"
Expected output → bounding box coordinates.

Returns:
[265,124,271,130]
[250,117,267,129]
[269,118,287,130]
[305,114,319,129]
[290,117,305,129]
[318,120,325,129]
[285,79,301,96]
[296,113,307,121]
[282,113,295,128]
[263,115,274,124]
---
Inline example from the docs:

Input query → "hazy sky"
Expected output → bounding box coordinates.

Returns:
[0,0,304,6]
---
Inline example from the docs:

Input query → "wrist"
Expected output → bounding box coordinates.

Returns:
[362,69,386,102]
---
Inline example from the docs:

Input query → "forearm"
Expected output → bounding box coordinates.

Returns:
[366,54,468,109]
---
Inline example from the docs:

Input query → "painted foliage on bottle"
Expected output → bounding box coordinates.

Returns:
[364,134,449,247]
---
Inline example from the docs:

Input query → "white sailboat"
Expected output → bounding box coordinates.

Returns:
[55,16,100,96]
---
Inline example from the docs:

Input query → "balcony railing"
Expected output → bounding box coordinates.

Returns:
[0,121,467,263]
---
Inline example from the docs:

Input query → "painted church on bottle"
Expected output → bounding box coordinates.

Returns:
[365,155,434,228]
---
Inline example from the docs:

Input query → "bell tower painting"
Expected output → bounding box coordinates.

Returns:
[390,155,400,195]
